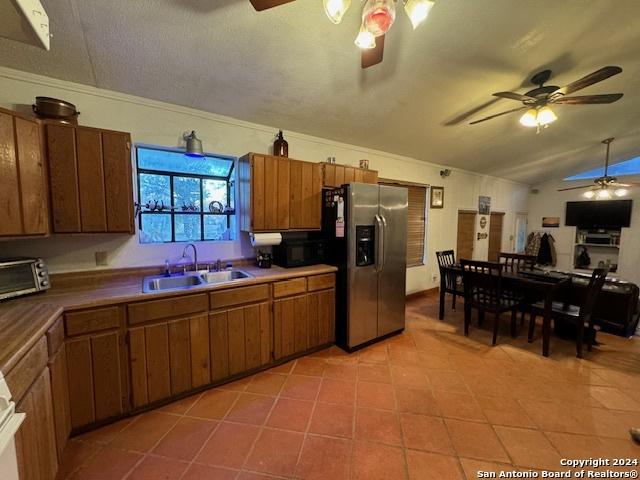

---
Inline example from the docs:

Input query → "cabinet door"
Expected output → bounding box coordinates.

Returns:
[66,331,125,429]
[251,154,289,231]
[129,314,213,409]
[210,302,272,379]
[15,117,48,234]
[0,112,22,235]
[15,368,58,480]
[354,168,364,183]
[308,288,336,348]
[46,124,81,233]
[76,128,107,232]
[274,295,308,360]
[323,163,336,187]
[344,166,355,184]
[103,131,133,233]
[48,347,71,462]
[290,161,322,230]
[363,169,378,184]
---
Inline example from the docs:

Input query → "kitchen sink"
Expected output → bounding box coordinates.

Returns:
[201,270,251,284]
[143,269,252,293]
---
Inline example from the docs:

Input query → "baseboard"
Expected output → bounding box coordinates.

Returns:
[406,287,439,300]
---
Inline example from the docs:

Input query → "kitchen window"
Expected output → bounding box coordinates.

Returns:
[136,146,236,243]
[380,180,428,267]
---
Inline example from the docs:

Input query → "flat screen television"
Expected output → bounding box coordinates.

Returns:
[565,200,632,228]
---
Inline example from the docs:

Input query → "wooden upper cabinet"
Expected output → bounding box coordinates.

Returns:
[239,153,322,232]
[45,123,134,234]
[0,109,48,237]
[322,163,378,188]
[289,160,322,230]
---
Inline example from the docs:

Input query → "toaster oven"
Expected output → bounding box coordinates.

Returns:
[0,258,50,301]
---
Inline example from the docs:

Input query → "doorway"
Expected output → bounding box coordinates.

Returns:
[456,211,476,260]
[488,212,505,262]
[514,213,528,253]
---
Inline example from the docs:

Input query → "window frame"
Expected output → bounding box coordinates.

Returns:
[135,144,237,243]
[379,179,429,268]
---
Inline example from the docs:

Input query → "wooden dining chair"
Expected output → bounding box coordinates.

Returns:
[436,250,465,319]
[528,268,608,358]
[461,259,520,345]
[499,252,536,273]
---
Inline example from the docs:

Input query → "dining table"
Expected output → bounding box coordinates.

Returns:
[439,265,572,357]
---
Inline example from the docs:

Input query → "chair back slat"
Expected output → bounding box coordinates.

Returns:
[461,259,504,310]
[580,268,608,323]
[436,250,459,291]
[499,252,536,273]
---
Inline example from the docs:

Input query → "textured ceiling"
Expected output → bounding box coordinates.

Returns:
[1,0,640,184]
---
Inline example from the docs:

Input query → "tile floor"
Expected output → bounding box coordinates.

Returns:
[57,293,640,479]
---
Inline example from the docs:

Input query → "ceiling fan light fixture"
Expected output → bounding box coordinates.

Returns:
[354,23,376,49]
[323,0,351,24]
[583,190,596,199]
[537,106,557,126]
[596,188,611,199]
[614,188,628,197]
[404,0,434,29]
[362,0,396,37]
[519,109,539,127]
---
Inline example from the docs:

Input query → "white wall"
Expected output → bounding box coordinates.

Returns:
[526,176,640,286]
[0,67,529,294]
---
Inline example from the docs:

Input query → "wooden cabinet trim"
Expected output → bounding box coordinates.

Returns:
[307,273,335,292]
[209,284,270,310]
[6,335,48,403]
[273,277,307,298]
[65,306,121,336]
[128,293,208,325]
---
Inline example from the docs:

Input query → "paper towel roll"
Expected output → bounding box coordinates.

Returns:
[250,232,282,247]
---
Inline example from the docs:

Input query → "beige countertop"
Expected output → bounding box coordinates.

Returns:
[0,263,337,375]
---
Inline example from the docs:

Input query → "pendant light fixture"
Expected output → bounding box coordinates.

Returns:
[362,0,396,37]
[323,0,351,24]
[403,0,435,29]
[354,23,376,49]
[184,131,204,158]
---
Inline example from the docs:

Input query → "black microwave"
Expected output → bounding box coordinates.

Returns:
[273,239,327,268]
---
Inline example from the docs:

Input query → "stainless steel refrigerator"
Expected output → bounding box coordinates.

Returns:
[322,183,408,351]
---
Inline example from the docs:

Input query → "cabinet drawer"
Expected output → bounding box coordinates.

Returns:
[307,273,335,292]
[6,336,48,402]
[210,284,270,310]
[46,317,65,355]
[128,293,208,325]
[273,277,307,298]
[66,306,121,336]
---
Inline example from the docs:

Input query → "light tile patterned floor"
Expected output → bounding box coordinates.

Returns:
[58,293,640,480]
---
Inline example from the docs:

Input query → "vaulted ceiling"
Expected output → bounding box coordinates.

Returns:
[1,0,639,184]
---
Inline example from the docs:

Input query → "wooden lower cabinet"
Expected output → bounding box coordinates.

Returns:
[66,331,126,429]
[15,368,59,480]
[210,302,272,379]
[48,346,71,461]
[273,288,335,360]
[129,314,214,408]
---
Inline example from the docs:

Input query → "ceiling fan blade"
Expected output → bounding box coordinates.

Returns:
[492,92,537,104]
[557,185,593,191]
[553,66,622,96]
[249,0,295,11]
[362,35,385,69]
[469,106,527,125]
[552,93,623,105]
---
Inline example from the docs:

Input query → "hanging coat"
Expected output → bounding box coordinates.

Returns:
[537,233,554,265]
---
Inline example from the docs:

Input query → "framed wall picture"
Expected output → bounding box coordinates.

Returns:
[478,195,491,215]
[542,217,560,228]
[430,186,444,208]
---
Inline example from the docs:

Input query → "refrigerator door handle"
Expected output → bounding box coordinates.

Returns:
[374,214,383,273]
[380,214,387,272]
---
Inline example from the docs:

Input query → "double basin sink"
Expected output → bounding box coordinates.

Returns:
[143,269,252,293]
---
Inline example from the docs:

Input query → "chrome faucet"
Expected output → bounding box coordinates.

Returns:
[182,243,199,272]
